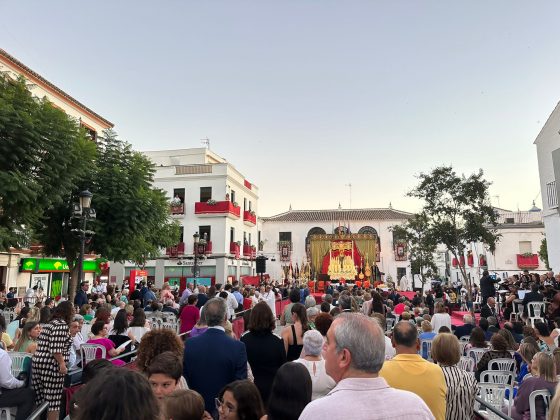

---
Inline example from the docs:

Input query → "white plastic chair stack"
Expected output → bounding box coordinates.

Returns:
[80,343,106,366]
[458,356,475,373]
[488,358,515,373]
[527,302,546,327]
[7,352,32,377]
[529,389,551,420]
[160,322,176,331]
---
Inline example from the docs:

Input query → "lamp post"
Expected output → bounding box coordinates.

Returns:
[76,190,94,289]
[192,232,207,287]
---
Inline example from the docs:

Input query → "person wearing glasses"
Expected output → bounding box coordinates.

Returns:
[215,380,264,420]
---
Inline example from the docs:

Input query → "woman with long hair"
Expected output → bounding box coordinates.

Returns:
[267,362,312,420]
[14,321,41,353]
[281,303,310,361]
[510,352,557,420]
[240,302,286,404]
[464,326,488,354]
[128,307,150,343]
[86,321,126,367]
[31,300,74,420]
[108,309,134,362]
[368,291,386,317]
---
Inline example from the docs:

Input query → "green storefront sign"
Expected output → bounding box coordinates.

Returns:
[21,258,99,273]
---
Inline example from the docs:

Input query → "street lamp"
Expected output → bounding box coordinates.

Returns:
[75,190,95,289]
[192,232,207,286]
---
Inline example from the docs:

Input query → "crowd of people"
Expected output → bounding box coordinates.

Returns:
[1,271,560,419]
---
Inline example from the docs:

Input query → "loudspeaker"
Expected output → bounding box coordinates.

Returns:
[256,256,267,274]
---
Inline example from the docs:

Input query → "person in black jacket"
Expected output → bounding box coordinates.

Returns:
[522,283,544,317]
[480,270,499,304]
[73,281,89,308]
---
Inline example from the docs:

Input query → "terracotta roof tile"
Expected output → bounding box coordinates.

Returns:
[260,208,413,222]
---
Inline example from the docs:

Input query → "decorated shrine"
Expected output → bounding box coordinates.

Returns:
[309,233,377,281]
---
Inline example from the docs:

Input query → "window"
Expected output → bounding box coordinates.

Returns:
[248,200,252,211]
[244,198,247,211]
[279,232,292,242]
[173,188,185,204]
[519,241,532,254]
[178,226,184,243]
[200,187,212,202]
[80,123,97,142]
[231,190,236,203]
[230,227,235,243]
[243,232,247,245]
[199,225,211,242]
[505,217,514,224]
[248,233,252,246]
[258,231,262,250]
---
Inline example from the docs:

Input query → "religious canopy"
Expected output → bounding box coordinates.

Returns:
[309,233,377,279]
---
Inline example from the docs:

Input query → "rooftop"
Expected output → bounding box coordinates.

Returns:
[261,208,414,222]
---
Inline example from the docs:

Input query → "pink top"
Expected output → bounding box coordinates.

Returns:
[179,305,200,335]
[87,337,125,366]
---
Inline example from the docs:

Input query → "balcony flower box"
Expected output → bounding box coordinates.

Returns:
[467,254,474,267]
[452,257,459,267]
[243,210,257,226]
[517,254,539,269]
[195,201,240,218]
[166,242,185,257]
[204,241,212,255]
[243,244,252,257]
[230,242,240,258]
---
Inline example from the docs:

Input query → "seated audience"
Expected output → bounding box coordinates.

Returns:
[534,321,557,352]
[475,334,513,381]
[431,302,451,333]
[13,321,40,353]
[129,307,151,343]
[0,345,35,420]
[86,321,126,366]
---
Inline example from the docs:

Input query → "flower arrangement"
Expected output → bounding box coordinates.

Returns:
[521,252,534,258]
[232,201,239,207]
[249,210,256,217]
[206,199,217,205]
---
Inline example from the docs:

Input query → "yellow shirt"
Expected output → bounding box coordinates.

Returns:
[1,333,13,350]
[380,353,447,420]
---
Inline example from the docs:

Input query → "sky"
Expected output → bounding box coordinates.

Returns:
[2,1,560,216]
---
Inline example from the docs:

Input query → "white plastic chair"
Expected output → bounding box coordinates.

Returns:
[510,301,523,322]
[160,322,176,331]
[459,341,468,356]
[478,383,512,418]
[80,343,106,366]
[420,339,433,361]
[0,407,15,420]
[460,335,471,342]
[480,370,515,386]
[527,302,546,327]
[488,358,515,373]
[529,389,551,420]
[7,351,32,377]
[468,348,488,365]
[458,356,475,372]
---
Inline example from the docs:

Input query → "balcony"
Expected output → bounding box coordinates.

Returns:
[170,204,184,216]
[204,241,212,255]
[517,254,539,269]
[230,242,240,258]
[243,210,256,226]
[166,242,185,257]
[243,245,257,258]
[194,201,240,219]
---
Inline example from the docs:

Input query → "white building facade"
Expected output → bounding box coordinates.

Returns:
[535,102,560,271]
[260,208,413,284]
[440,208,546,286]
[110,148,260,288]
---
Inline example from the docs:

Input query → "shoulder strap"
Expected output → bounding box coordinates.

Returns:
[291,324,297,344]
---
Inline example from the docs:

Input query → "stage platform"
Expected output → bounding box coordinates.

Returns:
[451,310,480,327]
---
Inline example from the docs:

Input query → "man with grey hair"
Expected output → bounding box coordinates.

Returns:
[183,298,248,414]
[454,313,475,339]
[299,313,433,420]
[338,293,353,312]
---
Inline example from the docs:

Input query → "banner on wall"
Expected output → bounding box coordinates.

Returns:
[30,273,49,292]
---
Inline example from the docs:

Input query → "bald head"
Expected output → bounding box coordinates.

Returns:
[393,321,418,348]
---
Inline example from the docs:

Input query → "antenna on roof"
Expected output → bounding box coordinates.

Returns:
[201,137,210,149]
[289,204,292,211]
[389,202,392,209]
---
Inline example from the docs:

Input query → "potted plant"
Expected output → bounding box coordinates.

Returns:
[206,199,217,205]
[249,210,256,217]
[232,201,239,207]
[170,196,182,207]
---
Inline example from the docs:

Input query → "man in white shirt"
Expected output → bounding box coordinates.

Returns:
[0,348,35,420]
[261,284,277,319]
[223,283,238,320]
[299,313,433,420]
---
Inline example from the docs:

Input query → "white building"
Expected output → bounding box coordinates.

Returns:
[535,101,560,271]
[441,207,546,285]
[110,148,260,288]
[0,48,113,295]
[260,207,413,284]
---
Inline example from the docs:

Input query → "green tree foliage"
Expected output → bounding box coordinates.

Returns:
[36,130,180,298]
[391,213,438,289]
[407,166,499,299]
[0,75,95,249]
[539,237,549,270]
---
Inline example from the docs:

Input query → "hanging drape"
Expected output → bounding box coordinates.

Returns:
[310,234,376,274]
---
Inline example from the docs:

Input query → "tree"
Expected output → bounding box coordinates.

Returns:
[539,237,550,270]
[407,166,499,300]
[0,75,95,249]
[391,213,438,291]
[36,130,180,299]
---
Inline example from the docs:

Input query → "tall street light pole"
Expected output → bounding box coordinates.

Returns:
[76,190,94,288]
[193,232,200,288]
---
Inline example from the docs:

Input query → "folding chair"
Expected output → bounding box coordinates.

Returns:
[7,352,32,378]
[468,348,488,365]
[478,383,512,419]
[420,339,433,362]
[458,356,475,372]
[488,358,515,373]
[527,302,546,327]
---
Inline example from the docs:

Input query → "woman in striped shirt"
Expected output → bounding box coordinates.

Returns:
[432,332,478,420]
